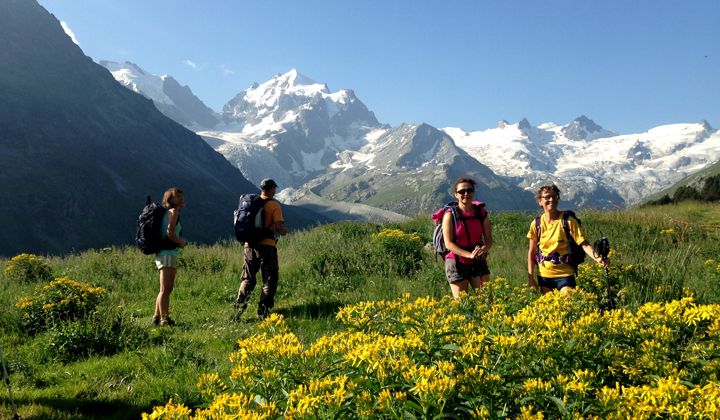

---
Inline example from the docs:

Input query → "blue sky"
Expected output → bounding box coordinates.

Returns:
[39,0,719,134]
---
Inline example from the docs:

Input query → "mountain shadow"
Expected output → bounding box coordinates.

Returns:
[0,0,320,257]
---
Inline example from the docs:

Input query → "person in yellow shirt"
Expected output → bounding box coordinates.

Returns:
[234,178,287,320]
[527,184,604,293]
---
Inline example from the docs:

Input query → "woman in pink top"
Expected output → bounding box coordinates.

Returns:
[442,177,493,298]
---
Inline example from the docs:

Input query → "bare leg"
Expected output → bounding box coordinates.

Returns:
[156,267,176,319]
[469,274,489,291]
[449,279,470,299]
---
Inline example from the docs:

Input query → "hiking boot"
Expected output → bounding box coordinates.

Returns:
[152,315,161,326]
[159,317,175,327]
[257,306,270,321]
[231,302,248,321]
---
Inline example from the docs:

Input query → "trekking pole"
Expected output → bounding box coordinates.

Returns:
[0,345,20,419]
[593,236,612,309]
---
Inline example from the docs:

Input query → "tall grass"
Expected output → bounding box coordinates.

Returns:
[0,202,718,418]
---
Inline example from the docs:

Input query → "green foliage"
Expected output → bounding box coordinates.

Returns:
[673,185,702,202]
[41,309,150,363]
[178,250,227,274]
[15,276,106,334]
[701,174,720,201]
[370,228,424,275]
[643,193,673,206]
[2,204,720,419]
[160,289,720,418]
[4,253,54,283]
[645,175,720,206]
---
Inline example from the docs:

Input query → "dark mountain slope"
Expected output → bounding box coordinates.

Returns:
[0,0,318,256]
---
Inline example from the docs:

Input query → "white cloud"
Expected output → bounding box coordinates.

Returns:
[219,64,235,76]
[60,21,80,45]
[183,59,198,69]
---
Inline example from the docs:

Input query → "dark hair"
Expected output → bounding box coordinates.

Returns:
[535,184,560,201]
[162,187,184,208]
[453,177,476,193]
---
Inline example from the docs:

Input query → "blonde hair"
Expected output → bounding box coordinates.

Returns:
[162,187,184,208]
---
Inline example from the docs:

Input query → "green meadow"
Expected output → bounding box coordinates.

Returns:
[1,202,719,419]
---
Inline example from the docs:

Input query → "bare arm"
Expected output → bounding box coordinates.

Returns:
[166,208,186,247]
[581,241,603,264]
[528,237,538,289]
[478,215,493,257]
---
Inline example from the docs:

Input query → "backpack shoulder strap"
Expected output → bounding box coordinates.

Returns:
[443,203,460,240]
[472,202,487,223]
[534,216,541,239]
[561,211,578,242]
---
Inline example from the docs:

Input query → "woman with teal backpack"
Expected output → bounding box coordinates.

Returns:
[152,187,187,326]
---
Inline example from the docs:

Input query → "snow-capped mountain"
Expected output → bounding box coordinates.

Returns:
[196,70,534,213]
[101,63,719,211]
[300,123,536,213]
[444,118,719,207]
[100,61,219,129]
[199,69,382,187]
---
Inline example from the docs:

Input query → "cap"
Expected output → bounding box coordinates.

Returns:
[260,178,278,190]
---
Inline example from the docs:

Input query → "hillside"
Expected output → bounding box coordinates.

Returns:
[0,0,320,256]
[641,159,720,204]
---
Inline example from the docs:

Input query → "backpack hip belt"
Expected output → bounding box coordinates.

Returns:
[535,251,571,266]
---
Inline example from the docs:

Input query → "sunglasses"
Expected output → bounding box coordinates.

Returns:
[456,188,474,195]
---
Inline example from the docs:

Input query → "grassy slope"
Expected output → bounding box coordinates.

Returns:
[640,159,720,204]
[1,203,719,418]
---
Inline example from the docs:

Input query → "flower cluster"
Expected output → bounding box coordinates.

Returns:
[16,276,106,334]
[4,253,54,283]
[705,258,720,273]
[144,279,720,418]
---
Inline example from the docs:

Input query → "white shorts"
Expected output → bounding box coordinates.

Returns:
[155,255,178,270]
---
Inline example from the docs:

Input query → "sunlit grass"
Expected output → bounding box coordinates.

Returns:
[1,202,719,418]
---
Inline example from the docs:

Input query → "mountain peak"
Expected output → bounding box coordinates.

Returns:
[571,115,602,131]
[561,115,613,141]
[518,118,532,131]
[280,68,317,87]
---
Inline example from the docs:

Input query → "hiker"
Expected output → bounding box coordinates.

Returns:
[527,184,604,293]
[234,178,287,320]
[442,177,493,298]
[153,187,187,326]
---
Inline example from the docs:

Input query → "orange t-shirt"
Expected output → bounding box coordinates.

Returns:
[258,199,284,247]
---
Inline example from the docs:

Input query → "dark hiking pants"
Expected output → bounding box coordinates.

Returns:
[236,244,279,316]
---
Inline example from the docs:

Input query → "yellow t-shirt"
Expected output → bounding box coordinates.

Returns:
[526,212,586,278]
[258,199,284,247]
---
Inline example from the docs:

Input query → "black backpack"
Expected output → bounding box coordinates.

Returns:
[534,210,586,272]
[233,194,273,244]
[136,196,178,255]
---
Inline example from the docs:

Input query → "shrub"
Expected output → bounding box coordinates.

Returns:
[4,253,54,283]
[370,228,424,275]
[673,185,702,202]
[15,276,106,334]
[178,251,226,274]
[701,174,720,202]
[42,310,150,363]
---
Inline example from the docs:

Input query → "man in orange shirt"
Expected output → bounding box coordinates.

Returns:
[234,178,287,320]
